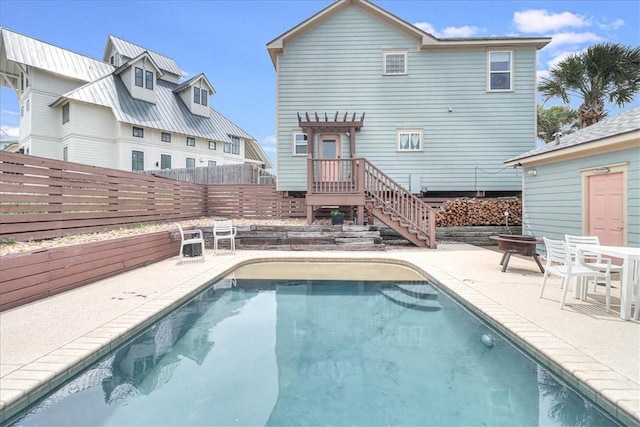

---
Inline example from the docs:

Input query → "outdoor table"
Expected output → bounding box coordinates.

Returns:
[576,244,640,321]
[490,235,544,273]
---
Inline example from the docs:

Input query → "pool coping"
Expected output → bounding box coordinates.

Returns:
[1,252,638,426]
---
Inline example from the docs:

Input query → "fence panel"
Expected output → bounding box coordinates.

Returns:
[1,153,205,241]
[206,185,305,219]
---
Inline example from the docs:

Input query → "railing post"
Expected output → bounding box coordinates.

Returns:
[307,158,314,194]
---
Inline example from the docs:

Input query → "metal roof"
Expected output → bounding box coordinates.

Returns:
[55,77,272,167]
[106,35,182,77]
[506,106,640,164]
[0,28,114,82]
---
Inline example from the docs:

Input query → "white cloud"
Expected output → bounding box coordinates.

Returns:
[414,22,437,36]
[261,134,276,153]
[1,109,19,116]
[546,49,581,70]
[514,9,590,33]
[440,25,482,38]
[545,32,604,50]
[536,69,550,83]
[0,126,20,138]
[597,18,625,31]
[413,22,482,38]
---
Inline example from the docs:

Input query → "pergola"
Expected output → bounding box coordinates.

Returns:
[297,111,365,158]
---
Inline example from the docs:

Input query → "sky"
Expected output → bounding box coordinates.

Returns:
[1,0,639,165]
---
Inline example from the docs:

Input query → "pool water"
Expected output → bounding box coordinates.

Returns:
[10,278,615,426]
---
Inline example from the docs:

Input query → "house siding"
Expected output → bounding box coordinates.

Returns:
[522,146,640,247]
[275,5,538,192]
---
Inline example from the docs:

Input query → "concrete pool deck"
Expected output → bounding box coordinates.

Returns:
[1,244,639,425]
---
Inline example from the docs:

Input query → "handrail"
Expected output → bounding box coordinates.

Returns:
[363,159,437,247]
[307,157,437,247]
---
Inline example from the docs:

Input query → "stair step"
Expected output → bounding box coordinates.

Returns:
[395,283,438,300]
[380,289,441,311]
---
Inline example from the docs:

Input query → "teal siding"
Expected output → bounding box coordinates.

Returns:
[523,147,640,247]
[276,5,538,192]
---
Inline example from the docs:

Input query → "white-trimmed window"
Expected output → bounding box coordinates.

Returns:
[135,67,144,87]
[208,160,217,167]
[133,126,144,138]
[224,136,240,154]
[160,154,171,169]
[293,132,308,156]
[63,146,68,161]
[62,103,70,124]
[488,51,512,91]
[145,70,154,89]
[186,137,195,147]
[186,157,196,168]
[397,130,423,151]
[201,89,208,106]
[208,141,216,150]
[132,150,144,171]
[161,132,171,143]
[383,51,407,75]
[194,87,200,104]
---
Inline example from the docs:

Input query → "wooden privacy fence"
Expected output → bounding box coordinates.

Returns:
[0,153,304,242]
[145,164,275,185]
[0,152,205,241]
[206,185,305,218]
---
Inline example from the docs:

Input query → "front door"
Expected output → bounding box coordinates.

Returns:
[588,172,624,246]
[319,134,341,182]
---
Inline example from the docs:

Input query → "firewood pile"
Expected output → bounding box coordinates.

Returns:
[435,198,522,227]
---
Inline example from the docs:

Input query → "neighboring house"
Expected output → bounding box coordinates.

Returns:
[505,107,640,247]
[266,0,549,246]
[0,29,272,171]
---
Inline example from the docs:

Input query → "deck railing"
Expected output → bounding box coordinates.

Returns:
[308,157,437,246]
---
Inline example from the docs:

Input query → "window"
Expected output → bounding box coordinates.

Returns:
[208,160,217,167]
[193,87,201,104]
[132,150,144,171]
[231,136,240,155]
[208,141,216,150]
[488,51,512,91]
[201,89,208,106]
[20,105,24,117]
[186,157,196,168]
[133,126,144,138]
[293,132,308,156]
[62,103,69,124]
[145,70,154,89]
[26,99,30,112]
[397,130,423,151]
[161,132,171,143]
[160,154,171,169]
[63,146,68,161]
[186,137,195,147]
[223,137,240,154]
[135,67,144,87]
[384,51,407,75]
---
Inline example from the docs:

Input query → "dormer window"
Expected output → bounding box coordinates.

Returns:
[193,87,208,106]
[145,70,153,89]
[135,67,154,89]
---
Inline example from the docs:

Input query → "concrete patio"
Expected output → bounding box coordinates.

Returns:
[1,244,638,425]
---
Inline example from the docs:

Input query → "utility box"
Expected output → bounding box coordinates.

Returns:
[410,174,421,194]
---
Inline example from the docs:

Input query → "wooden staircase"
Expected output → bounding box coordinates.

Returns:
[363,159,438,248]
[305,157,438,249]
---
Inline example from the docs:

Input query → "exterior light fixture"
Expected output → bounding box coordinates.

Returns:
[593,167,610,175]
[527,169,537,176]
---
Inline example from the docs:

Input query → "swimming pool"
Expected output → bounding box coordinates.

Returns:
[7,274,616,426]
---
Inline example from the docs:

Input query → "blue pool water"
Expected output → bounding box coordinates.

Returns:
[10,278,616,426]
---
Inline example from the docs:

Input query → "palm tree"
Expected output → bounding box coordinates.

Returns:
[536,105,578,143]
[538,43,640,128]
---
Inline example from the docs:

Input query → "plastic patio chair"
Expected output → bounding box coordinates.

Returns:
[564,234,623,292]
[540,237,612,311]
[212,220,237,254]
[176,223,205,263]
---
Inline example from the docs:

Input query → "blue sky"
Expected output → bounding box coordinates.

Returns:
[1,0,638,165]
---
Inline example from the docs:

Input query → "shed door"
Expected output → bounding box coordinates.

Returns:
[588,172,623,246]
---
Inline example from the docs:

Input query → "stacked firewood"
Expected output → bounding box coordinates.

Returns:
[435,198,522,227]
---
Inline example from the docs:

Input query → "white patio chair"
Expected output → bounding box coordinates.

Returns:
[212,220,237,254]
[176,223,205,263]
[564,235,623,293]
[540,237,612,311]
